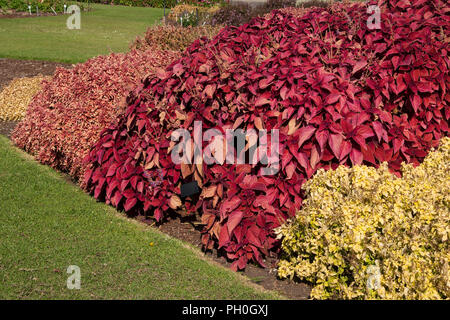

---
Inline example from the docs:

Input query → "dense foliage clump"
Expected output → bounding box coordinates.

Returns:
[131,24,224,52]
[277,137,450,300]
[76,0,177,9]
[167,3,221,27]
[75,0,223,9]
[0,76,48,121]
[208,0,297,26]
[12,49,180,180]
[84,0,448,270]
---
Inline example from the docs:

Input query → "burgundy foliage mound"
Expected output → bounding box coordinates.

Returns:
[84,0,449,270]
[13,49,181,180]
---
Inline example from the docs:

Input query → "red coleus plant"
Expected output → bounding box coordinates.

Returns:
[12,49,181,181]
[84,0,449,270]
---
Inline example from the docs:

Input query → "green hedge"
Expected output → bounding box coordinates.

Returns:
[0,1,223,12]
[0,0,85,13]
[76,0,178,8]
[75,0,224,9]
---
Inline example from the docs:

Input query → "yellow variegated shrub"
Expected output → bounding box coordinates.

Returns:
[0,76,48,121]
[276,137,450,300]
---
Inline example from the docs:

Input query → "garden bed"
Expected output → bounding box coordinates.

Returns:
[0,120,16,138]
[0,135,279,300]
[0,58,311,299]
[0,58,70,90]
[2,0,448,300]
[0,58,71,138]
[0,118,311,300]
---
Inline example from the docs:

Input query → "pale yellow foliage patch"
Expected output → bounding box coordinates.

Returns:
[0,76,48,121]
[277,137,450,299]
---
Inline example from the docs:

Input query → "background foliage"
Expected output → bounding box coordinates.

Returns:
[131,23,223,51]
[0,0,85,13]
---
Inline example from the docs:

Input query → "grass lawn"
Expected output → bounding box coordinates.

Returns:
[0,4,165,63]
[0,136,280,299]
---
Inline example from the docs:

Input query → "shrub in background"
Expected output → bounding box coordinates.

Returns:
[295,0,330,8]
[167,3,220,27]
[12,49,181,181]
[182,0,224,8]
[0,76,49,121]
[131,24,223,52]
[77,0,223,9]
[263,0,328,19]
[168,3,220,18]
[76,0,177,9]
[277,137,450,300]
[0,0,85,13]
[208,0,296,26]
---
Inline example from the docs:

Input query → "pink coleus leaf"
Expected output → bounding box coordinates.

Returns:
[328,134,343,159]
[352,60,367,74]
[227,211,244,236]
[350,148,364,165]
[124,197,137,212]
[297,126,316,149]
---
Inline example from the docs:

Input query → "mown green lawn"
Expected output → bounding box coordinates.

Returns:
[0,136,280,299]
[0,4,164,63]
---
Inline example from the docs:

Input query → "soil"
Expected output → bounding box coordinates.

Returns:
[0,58,71,138]
[0,121,18,138]
[0,58,71,90]
[0,58,311,299]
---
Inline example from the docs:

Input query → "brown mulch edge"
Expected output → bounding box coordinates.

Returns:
[0,121,18,138]
[0,58,311,300]
[0,58,71,91]
[0,58,72,137]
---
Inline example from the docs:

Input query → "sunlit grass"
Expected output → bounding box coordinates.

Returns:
[0,4,165,63]
[0,136,279,299]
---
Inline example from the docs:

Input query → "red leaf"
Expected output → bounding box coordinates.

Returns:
[315,130,329,152]
[339,140,352,160]
[410,95,421,113]
[112,191,123,207]
[247,226,263,248]
[310,145,320,169]
[124,197,137,211]
[325,93,340,105]
[255,97,270,107]
[227,211,244,235]
[372,121,384,142]
[106,163,118,177]
[328,134,343,159]
[297,126,316,149]
[295,152,309,170]
[285,162,296,179]
[204,84,216,99]
[350,148,363,165]
[352,60,367,74]
[220,197,241,215]
[218,224,230,249]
